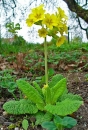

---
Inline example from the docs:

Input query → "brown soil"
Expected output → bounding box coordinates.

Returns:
[0,71,88,130]
[63,72,88,130]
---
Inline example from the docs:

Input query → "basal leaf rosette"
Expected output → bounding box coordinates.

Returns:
[26,4,68,47]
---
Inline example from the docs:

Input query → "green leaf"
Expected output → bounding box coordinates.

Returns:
[36,103,46,111]
[3,99,38,115]
[41,121,56,130]
[59,93,83,102]
[49,74,64,88]
[45,99,83,116]
[51,78,67,104]
[54,115,77,128]
[16,79,45,105]
[54,115,63,127]
[62,116,77,128]
[48,68,55,77]
[45,87,52,104]
[35,112,52,125]
[22,119,29,130]
[35,20,42,25]
[33,81,43,96]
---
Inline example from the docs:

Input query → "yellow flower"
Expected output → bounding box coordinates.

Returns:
[31,4,45,22]
[26,14,36,27]
[58,22,68,35]
[56,15,63,28]
[43,84,48,89]
[63,22,68,34]
[42,13,58,29]
[57,7,68,20]
[38,27,47,38]
[42,84,48,95]
[57,22,63,31]
[56,36,66,47]
[47,27,59,38]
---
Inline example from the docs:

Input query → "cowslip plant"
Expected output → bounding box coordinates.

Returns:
[3,4,83,130]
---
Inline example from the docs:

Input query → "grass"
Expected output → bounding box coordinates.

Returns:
[48,42,88,52]
[0,41,88,54]
[0,41,41,56]
[0,40,88,96]
[0,40,88,68]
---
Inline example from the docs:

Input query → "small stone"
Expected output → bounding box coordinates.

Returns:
[14,127,19,130]
[0,128,4,130]
[4,122,12,126]
[3,111,8,116]
[0,116,6,124]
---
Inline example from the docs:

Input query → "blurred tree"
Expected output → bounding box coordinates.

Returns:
[1,0,17,17]
[72,35,82,43]
[63,0,88,39]
[1,0,88,22]
[63,0,88,23]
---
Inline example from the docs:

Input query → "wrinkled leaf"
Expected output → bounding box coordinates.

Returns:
[45,99,83,116]
[3,99,38,114]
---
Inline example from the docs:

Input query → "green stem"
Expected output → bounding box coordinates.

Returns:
[59,128,64,130]
[58,126,64,130]
[44,37,48,85]
[11,93,18,100]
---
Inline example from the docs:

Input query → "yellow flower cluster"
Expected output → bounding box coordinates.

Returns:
[26,4,68,47]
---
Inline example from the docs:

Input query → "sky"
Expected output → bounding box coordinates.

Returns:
[1,0,88,43]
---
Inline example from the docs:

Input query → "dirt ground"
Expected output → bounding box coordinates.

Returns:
[63,72,88,130]
[0,71,88,130]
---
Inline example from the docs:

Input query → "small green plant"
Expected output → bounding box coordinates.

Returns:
[72,36,82,43]
[84,74,88,81]
[5,22,21,37]
[12,35,26,45]
[5,22,26,45]
[3,5,83,130]
[42,115,77,130]
[0,69,17,99]
[22,119,29,130]
[35,68,55,85]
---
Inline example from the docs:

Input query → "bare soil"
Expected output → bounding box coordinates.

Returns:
[63,72,88,130]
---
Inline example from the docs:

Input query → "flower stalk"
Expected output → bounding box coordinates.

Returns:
[26,4,68,84]
[44,37,48,85]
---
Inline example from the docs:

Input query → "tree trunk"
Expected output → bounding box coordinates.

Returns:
[63,0,88,24]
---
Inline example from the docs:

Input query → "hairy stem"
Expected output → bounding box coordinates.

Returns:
[44,37,48,85]
[58,126,64,130]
